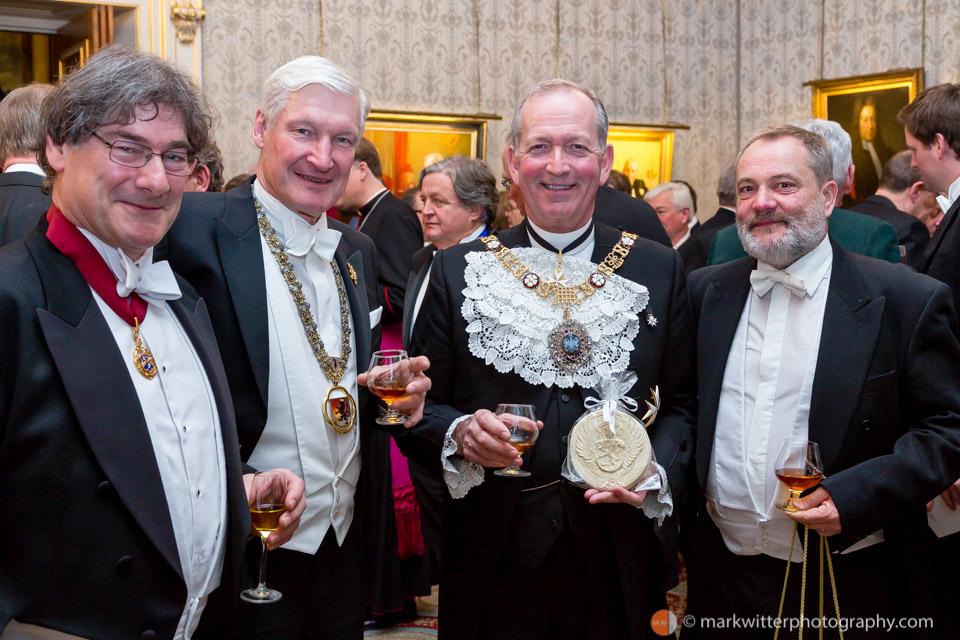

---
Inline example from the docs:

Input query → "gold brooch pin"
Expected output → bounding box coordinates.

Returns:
[347,263,358,286]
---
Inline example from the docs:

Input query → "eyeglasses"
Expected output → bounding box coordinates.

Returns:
[90,131,197,176]
[501,178,512,190]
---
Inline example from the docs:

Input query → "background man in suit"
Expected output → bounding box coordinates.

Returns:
[900,83,960,315]
[398,79,696,639]
[162,56,430,640]
[336,138,423,335]
[850,150,933,268]
[0,46,304,640]
[898,81,960,640]
[401,156,499,586]
[644,181,695,250]
[709,119,901,266]
[684,125,960,639]
[0,83,53,244]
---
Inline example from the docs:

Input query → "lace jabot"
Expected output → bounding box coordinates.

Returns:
[461,247,649,389]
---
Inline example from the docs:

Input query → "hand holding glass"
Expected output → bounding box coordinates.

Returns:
[241,472,289,603]
[367,350,413,425]
[774,440,823,512]
[493,404,538,478]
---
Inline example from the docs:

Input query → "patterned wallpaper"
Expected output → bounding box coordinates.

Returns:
[202,0,960,219]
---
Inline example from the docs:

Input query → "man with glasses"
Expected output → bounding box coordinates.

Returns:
[0,46,304,639]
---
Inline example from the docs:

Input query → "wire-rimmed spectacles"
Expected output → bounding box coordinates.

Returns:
[90,131,197,176]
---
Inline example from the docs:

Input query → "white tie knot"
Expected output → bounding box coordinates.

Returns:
[115,247,182,303]
[283,216,342,261]
[750,269,806,298]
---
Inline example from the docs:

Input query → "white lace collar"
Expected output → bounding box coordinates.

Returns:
[461,245,649,389]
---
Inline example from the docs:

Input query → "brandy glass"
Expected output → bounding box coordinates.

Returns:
[493,404,538,478]
[367,350,414,425]
[241,472,289,604]
[774,440,824,512]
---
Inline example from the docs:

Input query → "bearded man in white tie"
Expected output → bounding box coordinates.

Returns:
[0,46,306,640]
[683,124,960,639]
[160,56,431,640]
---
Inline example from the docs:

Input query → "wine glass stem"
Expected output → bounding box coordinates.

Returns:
[257,539,269,592]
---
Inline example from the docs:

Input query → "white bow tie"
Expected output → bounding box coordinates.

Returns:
[282,217,342,261]
[114,248,182,304]
[750,269,807,298]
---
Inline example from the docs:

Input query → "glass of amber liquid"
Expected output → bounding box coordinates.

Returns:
[493,404,538,478]
[241,472,288,604]
[774,440,823,512]
[367,349,414,425]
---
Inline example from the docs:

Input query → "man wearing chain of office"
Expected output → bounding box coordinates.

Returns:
[397,79,697,639]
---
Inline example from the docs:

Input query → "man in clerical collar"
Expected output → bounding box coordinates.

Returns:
[0,45,305,640]
[0,83,54,244]
[683,124,960,638]
[335,138,422,333]
[397,79,697,639]
[162,56,431,639]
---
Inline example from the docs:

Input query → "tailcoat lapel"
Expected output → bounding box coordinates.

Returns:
[215,187,269,408]
[30,235,182,579]
[808,247,884,473]
[695,258,754,487]
[336,246,373,370]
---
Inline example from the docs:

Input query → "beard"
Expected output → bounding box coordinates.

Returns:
[738,193,828,269]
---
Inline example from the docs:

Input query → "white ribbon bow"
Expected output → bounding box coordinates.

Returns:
[583,368,640,437]
[749,268,806,298]
[115,247,182,304]
[283,216,342,261]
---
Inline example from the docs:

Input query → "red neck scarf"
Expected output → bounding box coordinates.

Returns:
[45,206,148,325]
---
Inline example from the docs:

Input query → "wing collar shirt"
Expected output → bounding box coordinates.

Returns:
[78,230,227,639]
[707,235,832,561]
[247,179,361,554]
[411,223,488,330]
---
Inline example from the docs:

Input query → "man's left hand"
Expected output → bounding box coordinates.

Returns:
[787,486,842,536]
[243,469,307,550]
[358,355,431,427]
[584,487,648,507]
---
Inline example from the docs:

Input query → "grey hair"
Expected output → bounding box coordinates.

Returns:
[510,79,609,149]
[644,181,694,212]
[0,83,54,162]
[879,150,921,193]
[259,56,371,134]
[38,45,216,192]
[418,155,499,226]
[791,118,851,187]
[737,125,835,189]
[715,158,738,206]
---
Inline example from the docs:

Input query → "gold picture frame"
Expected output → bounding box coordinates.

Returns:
[607,124,678,199]
[808,69,924,202]
[58,40,91,79]
[363,111,497,196]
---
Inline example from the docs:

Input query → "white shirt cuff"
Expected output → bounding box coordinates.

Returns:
[441,415,485,499]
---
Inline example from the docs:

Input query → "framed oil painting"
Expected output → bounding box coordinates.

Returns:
[606,125,677,199]
[362,111,493,195]
[808,69,923,203]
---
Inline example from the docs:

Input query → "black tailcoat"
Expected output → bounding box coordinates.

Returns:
[0,226,249,639]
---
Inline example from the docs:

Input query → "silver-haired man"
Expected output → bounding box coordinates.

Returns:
[162,56,431,639]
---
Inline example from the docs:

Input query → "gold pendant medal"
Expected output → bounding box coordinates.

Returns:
[323,384,357,434]
[131,317,157,380]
